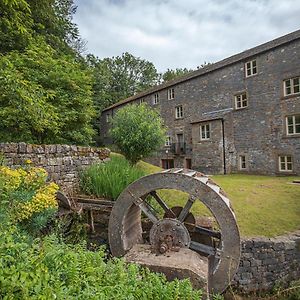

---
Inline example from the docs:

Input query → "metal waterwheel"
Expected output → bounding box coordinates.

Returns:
[108,168,240,295]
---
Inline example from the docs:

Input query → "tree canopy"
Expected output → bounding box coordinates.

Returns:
[87,52,160,112]
[110,104,166,164]
[0,39,95,144]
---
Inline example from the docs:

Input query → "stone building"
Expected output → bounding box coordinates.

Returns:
[100,30,300,175]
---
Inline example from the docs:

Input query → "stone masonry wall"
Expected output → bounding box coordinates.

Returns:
[0,142,110,190]
[233,231,300,293]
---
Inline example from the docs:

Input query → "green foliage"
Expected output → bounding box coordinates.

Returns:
[0,220,202,299]
[0,38,95,144]
[110,104,166,164]
[87,52,160,112]
[162,68,193,82]
[80,155,146,200]
[0,165,58,236]
[0,0,33,53]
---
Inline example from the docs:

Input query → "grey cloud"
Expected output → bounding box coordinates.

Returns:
[74,0,300,72]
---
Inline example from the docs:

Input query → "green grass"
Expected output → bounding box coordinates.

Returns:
[137,160,300,237]
[80,155,146,200]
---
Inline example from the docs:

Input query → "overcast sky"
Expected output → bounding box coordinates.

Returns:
[73,0,300,72]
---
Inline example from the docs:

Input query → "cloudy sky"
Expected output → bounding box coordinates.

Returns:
[73,0,300,72]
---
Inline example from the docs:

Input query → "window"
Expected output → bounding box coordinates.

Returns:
[284,77,300,96]
[165,136,171,146]
[235,93,248,109]
[239,155,247,170]
[245,60,257,77]
[168,88,175,100]
[139,98,145,104]
[175,105,183,119]
[106,113,110,123]
[153,93,159,104]
[200,123,210,140]
[286,115,300,135]
[279,156,293,172]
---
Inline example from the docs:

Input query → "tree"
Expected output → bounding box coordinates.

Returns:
[0,38,95,145]
[162,68,193,82]
[110,104,166,164]
[0,0,33,53]
[87,52,160,112]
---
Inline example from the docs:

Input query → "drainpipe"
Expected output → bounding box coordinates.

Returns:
[221,119,226,174]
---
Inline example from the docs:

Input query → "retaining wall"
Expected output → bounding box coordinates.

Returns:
[0,142,110,190]
[233,232,300,293]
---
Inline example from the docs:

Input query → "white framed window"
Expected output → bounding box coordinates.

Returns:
[239,155,247,170]
[235,93,248,109]
[139,98,145,104]
[168,88,175,100]
[153,93,159,104]
[106,113,110,123]
[286,115,300,135]
[284,77,300,96]
[200,123,210,140]
[245,60,257,77]
[165,136,171,146]
[175,105,183,119]
[279,155,293,172]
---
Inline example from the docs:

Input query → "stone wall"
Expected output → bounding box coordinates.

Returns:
[233,231,300,293]
[0,142,110,190]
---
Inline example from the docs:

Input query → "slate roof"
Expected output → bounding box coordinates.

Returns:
[103,29,300,112]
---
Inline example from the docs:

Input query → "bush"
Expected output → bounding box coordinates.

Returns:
[0,164,59,235]
[110,103,166,164]
[0,218,202,300]
[80,155,145,200]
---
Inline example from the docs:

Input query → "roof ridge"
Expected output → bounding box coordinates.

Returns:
[103,29,300,112]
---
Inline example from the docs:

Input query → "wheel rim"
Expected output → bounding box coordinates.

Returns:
[108,168,240,294]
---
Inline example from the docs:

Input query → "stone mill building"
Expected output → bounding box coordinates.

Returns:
[100,30,300,175]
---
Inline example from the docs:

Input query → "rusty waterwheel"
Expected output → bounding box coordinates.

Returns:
[108,168,240,295]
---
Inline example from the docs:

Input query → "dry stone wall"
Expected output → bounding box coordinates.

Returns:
[0,142,110,190]
[233,231,300,293]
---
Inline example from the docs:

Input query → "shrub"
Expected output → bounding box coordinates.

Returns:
[110,103,166,164]
[0,165,59,235]
[0,225,203,299]
[80,155,145,200]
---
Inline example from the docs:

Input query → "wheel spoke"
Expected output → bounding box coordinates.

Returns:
[132,195,159,223]
[190,241,216,256]
[187,224,221,239]
[149,191,176,217]
[177,195,196,222]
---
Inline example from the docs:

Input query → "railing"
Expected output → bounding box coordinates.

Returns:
[170,142,187,155]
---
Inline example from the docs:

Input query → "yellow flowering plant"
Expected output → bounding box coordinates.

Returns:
[0,165,59,234]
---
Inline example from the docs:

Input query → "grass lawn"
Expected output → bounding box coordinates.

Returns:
[137,160,300,238]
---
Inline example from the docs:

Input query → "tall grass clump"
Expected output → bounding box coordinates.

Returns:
[80,156,146,200]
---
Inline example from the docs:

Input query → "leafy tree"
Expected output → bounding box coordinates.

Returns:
[110,104,166,164]
[87,52,160,112]
[28,0,84,54]
[162,68,193,82]
[0,0,33,53]
[0,38,95,144]
[0,0,83,55]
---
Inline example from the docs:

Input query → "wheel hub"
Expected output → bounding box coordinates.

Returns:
[149,218,191,254]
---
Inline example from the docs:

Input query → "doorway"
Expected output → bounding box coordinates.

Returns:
[161,159,174,169]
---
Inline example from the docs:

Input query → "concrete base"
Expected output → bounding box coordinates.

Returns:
[124,244,208,291]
